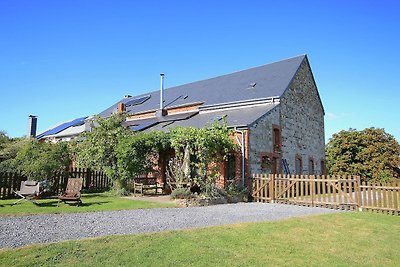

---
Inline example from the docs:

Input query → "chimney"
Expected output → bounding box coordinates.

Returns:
[27,115,37,138]
[156,73,167,117]
[118,102,126,113]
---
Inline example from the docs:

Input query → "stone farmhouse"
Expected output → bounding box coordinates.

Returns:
[97,54,326,186]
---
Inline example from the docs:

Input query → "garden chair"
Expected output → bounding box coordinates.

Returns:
[133,180,144,196]
[58,178,83,206]
[12,180,40,205]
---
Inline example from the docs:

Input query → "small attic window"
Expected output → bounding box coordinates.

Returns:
[246,82,257,90]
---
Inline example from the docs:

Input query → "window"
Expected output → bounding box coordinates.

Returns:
[226,154,236,180]
[309,158,315,175]
[261,154,280,174]
[261,154,271,173]
[321,160,326,176]
[295,156,302,175]
[272,125,281,152]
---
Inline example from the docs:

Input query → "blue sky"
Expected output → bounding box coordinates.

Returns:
[0,0,399,142]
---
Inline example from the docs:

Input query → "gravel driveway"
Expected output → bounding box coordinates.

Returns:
[0,203,341,249]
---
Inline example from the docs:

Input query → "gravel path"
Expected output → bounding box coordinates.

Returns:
[0,203,341,249]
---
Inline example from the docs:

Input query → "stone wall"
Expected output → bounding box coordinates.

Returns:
[248,105,280,174]
[247,57,325,176]
[279,57,325,175]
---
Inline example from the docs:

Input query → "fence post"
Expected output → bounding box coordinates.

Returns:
[311,175,315,207]
[85,168,92,191]
[356,176,362,211]
[270,174,275,203]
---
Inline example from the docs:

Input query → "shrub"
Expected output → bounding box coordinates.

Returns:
[170,188,193,199]
[202,183,226,198]
[225,181,248,197]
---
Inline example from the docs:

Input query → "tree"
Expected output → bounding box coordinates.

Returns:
[0,131,21,165]
[0,131,10,151]
[326,128,400,181]
[74,113,132,193]
[116,131,170,181]
[0,139,71,180]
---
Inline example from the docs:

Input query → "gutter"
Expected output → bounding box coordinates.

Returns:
[200,97,280,112]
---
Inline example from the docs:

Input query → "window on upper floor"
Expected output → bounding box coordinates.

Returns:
[272,125,281,152]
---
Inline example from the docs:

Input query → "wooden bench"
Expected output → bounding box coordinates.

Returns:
[133,178,163,195]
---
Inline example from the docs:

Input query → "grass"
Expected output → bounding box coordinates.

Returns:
[0,192,176,216]
[0,212,399,266]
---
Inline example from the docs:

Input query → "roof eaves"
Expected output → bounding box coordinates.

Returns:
[200,97,280,112]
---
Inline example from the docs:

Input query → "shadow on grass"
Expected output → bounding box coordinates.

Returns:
[38,200,111,207]
[0,200,111,208]
[81,193,114,199]
[0,193,116,209]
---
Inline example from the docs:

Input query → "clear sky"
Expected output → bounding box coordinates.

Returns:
[0,0,399,142]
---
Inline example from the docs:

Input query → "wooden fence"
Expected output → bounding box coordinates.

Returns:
[252,174,400,215]
[0,168,112,199]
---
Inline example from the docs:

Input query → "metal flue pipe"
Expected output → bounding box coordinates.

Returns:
[160,73,165,110]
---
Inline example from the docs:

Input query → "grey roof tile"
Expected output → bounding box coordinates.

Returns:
[98,55,305,118]
[144,104,278,132]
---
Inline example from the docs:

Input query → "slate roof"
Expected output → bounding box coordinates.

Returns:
[144,104,278,132]
[97,55,308,131]
[98,55,306,117]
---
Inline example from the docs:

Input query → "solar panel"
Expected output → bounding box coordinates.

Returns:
[125,95,151,107]
[36,116,88,139]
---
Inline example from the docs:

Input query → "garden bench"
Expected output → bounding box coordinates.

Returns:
[133,178,163,195]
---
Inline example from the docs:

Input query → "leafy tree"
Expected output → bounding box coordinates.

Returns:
[0,137,31,167]
[0,132,14,163]
[0,139,71,180]
[326,128,400,181]
[74,113,132,193]
[0,131,10,151]
[116,131,170,181]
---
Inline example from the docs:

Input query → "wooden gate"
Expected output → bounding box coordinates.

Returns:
[252,174,400,215]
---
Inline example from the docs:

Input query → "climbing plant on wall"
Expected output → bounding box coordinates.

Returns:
[74,114,236,195]
[116,130,170,181]
[168,120,237,195]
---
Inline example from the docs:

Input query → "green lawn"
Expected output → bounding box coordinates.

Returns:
[0,212,398,266]
[0,192,175,216]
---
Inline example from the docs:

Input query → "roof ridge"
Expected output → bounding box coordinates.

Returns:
[124,54,307,99]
